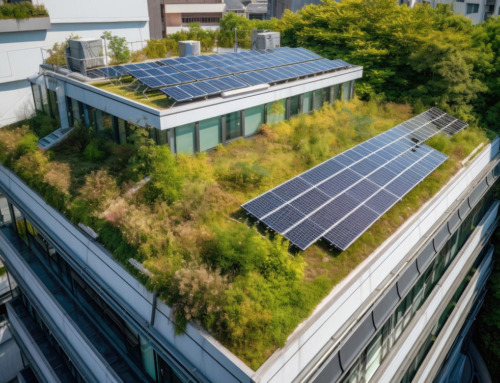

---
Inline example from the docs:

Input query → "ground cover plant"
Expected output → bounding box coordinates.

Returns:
[0,99,488,368]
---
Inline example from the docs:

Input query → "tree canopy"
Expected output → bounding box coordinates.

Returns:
[218,1,500,130]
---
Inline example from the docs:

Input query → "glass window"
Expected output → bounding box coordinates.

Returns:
[140,337,157,381]
[225,111,242,141]
[155,129,168,146]
[289,96,300,118]
[267,99,286,124]
[323,86,331,105]
[117,118,127,144]
[333,84,341,102]
[32,84,44,112]
[313,89,323,110]
[343,81,353,101]
[199,116,221,151]
[302,92,313,114]
[40,85,49,115]
[176,123,196,154]
[244,105,265,136]
[47,89,58,119]
[466,3,479,13]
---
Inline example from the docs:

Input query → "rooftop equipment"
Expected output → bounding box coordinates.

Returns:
[179,41,201,57]
[67,38,105,75]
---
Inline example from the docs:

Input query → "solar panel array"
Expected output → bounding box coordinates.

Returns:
[242,108,468,251]
[89,47,353,102]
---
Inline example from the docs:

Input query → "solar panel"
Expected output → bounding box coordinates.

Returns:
[140,77,165,89]
[242,108,467,251]
[160,87,192,102]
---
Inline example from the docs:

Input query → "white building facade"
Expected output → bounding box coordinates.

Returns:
[0,0,151,127]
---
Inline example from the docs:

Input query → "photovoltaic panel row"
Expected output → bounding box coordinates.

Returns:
[242,108,467,251]
[160,75,251,101]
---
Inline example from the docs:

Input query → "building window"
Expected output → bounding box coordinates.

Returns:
[175,123,196,154]
[333,84,341,102]
[267,99,286,124]
[225,111,242,141]
[322,86,332,105]
[313,89,323,111]
[31,84,44,113]
[199,116,222,151]
[343,81,354,101]
[466,3,479,13]
[244,105,265,136]
[302,91,313,114]
[289,95,300,118]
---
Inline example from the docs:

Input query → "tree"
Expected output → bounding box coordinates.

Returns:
[102,31,130,64]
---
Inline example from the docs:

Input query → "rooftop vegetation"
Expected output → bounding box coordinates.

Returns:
[0,1,48,20]
[0,99,488,368]
[92,78,172,109]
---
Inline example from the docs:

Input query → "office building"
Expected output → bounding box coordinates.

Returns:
[0,41,497,383]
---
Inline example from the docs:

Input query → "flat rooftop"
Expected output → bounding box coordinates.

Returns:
[0,100,488,368]
[79,47,356,110]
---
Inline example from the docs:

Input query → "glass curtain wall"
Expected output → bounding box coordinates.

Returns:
[225,111,242,141]
[244,105,265,136]
[302,92,313,114]
[199,116,221,151]
[339,189,494,383]
[175,123,196,154]
[289,95,300,118]
[267,99,286,124]
[313,89,323,111]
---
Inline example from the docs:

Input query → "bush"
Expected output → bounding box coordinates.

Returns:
[146,146,184,204]
[0,2,48,20]
[16,133,39,157]
[222,161,269,189]
[144,39,167,58]
[30,112,58,137]
[102,31,130,64]
[83,140,105,162]
[201,224,303,280]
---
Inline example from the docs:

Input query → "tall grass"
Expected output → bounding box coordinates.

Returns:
[1,100,488,368]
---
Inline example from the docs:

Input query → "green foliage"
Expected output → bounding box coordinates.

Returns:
[167,23,218,52]
[222,161,269,189]
[29,112,59,137]
[16,133,39,157]
[0,1,48,20]
[0,266,6,277]
[45,34,81,66]
[146,145,184,204]
[102,31,130,64]
[201,224,303,279]
[144,39,167,58]
[83,140,105,162]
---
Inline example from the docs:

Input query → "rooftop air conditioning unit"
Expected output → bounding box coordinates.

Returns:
[179,40,201,57]
[67,38,104,75]
[251,31,280,51]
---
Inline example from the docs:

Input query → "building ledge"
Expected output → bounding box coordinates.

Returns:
[0,17,50,33]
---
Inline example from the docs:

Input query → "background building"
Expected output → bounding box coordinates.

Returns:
[0,0,156,127]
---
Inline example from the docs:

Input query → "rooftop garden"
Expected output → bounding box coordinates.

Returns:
[0,1,48,20]
[0,99,488,368]
[92,78,172,110]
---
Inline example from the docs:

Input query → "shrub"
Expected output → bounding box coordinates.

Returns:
[78,170,120,211]
[144,39,167,58]
[30,112,58,137]
[201,224,303,280]
[16,133,39,157]
[0,2,48,20]
[168,263,228,332]
[83,140,105,162]
[222,161,269,189]
[145,146,184,204]
[102,31,130,64]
